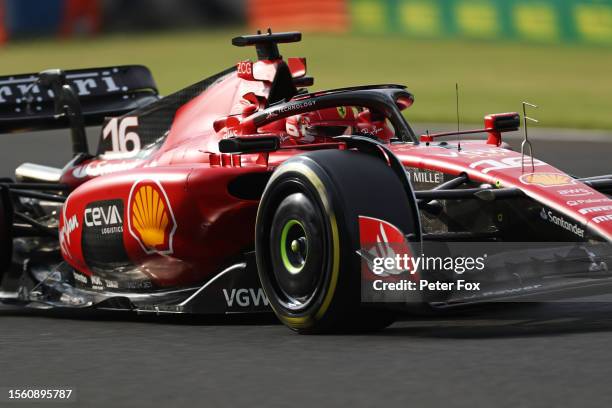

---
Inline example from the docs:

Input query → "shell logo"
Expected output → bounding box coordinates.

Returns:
[519,173,575,188]
[127,179,177,255]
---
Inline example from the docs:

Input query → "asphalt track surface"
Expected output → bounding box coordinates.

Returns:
[1,127,612,408]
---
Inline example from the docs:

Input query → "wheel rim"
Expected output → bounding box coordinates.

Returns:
[279,219,308,275]
[269,191,326,310]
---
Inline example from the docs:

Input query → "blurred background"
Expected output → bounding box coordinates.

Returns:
[0,0,612,129]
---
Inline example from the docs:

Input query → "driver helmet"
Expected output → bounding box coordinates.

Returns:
[286,106,357,143]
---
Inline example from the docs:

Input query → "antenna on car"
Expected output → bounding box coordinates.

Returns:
[521,101,538,173]
[455,83,461,151]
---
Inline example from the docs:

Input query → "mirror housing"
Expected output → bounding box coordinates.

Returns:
[484,112,520,146]
[219,136,280,154]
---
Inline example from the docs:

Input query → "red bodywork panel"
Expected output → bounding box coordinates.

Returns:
[60,163,267,288]
[58,61,280,289]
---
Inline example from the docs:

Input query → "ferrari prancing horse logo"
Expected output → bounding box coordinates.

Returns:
[336,106,347,118]
[127,179,177,255]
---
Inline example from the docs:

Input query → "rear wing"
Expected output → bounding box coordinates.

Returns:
[0,65,159,134]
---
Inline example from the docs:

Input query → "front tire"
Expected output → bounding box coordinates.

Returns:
[255,149,420,333]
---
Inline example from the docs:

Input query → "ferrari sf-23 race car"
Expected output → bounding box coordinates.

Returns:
[1,31,612,333]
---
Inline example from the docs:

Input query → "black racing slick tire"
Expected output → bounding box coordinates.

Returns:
[255,149,420,334]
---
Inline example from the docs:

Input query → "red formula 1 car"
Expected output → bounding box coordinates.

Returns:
[1,32,612,333]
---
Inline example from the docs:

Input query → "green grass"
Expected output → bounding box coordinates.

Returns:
[3,29,612,129]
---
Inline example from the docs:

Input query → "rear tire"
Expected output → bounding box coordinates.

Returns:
[255,149,420,334]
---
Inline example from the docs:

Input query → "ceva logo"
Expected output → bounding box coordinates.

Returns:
[84,205,122,227]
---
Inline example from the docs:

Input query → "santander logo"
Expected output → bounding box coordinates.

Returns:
[558,188,593,197]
